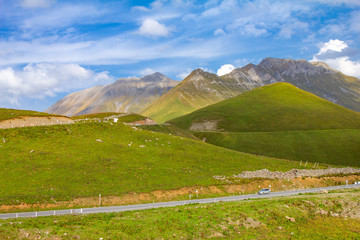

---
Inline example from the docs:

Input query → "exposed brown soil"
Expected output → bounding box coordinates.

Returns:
[214,167,360,181]
[0,116,74,129]
[1,174,359,213]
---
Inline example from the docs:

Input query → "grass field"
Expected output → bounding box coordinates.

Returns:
[194,129,360,167]
[0,122,308,206]
[1,189,360,239]
[71,112,146,123]
[168,83,360,132]
[0,108,59,122]
[138,124,199,140]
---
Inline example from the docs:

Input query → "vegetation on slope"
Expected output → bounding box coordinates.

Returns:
[168,83,360,132]
[141,69,248,123]
[71,112,147,123]
[1,189,360,239]
[0,122,305,206]
[0,108,59,122]
[138,124,199,140]
[194,129,360,167]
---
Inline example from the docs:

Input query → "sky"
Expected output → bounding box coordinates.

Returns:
[0,0,360,111]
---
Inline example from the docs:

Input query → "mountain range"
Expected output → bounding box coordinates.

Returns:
[46,58,360,122]
[46,72,178,116]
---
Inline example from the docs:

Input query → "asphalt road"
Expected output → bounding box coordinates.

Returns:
[1,184,359,220]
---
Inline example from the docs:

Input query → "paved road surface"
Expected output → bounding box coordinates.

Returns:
[1,184,359,220]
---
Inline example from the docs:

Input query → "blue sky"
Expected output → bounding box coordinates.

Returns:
[0,0,360,111]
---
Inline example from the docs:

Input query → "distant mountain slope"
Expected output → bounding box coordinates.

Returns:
[168,83,360,132]
[225,58,360,112]
[142,58,360,123]
[140,69,251,123]
[46,73,179,117]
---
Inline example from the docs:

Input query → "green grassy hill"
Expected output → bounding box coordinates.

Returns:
[168,83,360,166]
[195,129,360,167]
[138,124,199,140]
[71,112,146,123]
[0,108,58,122]
[168,83,360,132]
[0,122,306,206]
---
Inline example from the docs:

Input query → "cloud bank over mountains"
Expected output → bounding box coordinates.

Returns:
[0,63,112,105]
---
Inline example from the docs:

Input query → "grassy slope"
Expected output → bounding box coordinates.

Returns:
[71,112,123,119]
[138,124,199,140]
[168,83,360,132]
[0,122,305,205]
[141,69,245,123]
[194,129,360,167]
[1,189,360,239]
[0,108,59,122]
[71,112,146,123]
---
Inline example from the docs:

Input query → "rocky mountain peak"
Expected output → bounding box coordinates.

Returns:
[140,72,173,82]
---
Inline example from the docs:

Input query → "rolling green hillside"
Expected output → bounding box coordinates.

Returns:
[194,130,360,167]
[168,83,360,132]
[0,108,58,122]
[0,122,306,206]
[71,112,147,123]
[138,124,199,140]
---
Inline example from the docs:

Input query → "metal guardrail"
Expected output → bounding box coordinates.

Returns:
[0,184,358,220]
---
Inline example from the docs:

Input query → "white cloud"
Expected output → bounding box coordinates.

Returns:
[242,24,268,37]
[138,18,170,37]
[0,63,112,105]
[20,0,56,8]
[217,64,235,76]
[176,69,192,80]
[312,39,360,78]
[318,39,348,54]
[214,28,226,36]
[140,68,155,76]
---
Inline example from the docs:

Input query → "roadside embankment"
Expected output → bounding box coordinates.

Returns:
[214,167,360,181]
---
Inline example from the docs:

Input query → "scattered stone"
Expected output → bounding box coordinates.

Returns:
[214,167,360,181]
[318,210,327,215]
[139,145,145,148]
[286,216,296,222]
[303,200,315,206]
[331,212,339,217]
[29,150,34,153]
[278,226,283,230]
[96,139,103,143]
[321,190,328,194]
